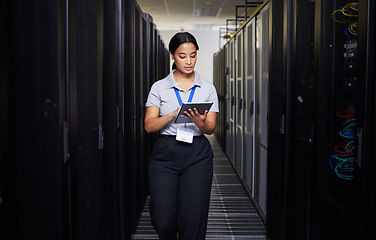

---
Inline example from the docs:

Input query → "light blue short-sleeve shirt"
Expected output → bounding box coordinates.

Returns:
[146,70,219,136]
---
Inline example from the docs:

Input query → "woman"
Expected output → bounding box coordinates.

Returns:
[144,32,219,240]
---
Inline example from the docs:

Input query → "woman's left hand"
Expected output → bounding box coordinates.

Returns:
[182,108,217,135]
[182,108,207,128]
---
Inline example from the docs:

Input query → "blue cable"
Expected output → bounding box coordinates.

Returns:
[329,154,355,180]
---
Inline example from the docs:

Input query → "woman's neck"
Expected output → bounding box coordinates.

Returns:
[173,70,195,91]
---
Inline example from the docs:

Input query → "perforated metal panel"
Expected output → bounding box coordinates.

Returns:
[8,1,65,239]
[69,0,105,239]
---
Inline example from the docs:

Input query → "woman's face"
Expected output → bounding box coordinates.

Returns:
[171,43,197,75]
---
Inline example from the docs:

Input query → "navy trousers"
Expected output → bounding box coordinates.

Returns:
[148,135,213,240]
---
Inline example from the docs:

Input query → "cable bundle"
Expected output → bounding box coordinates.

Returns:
[330,154,355,180]
[331,3,358,38]
[330,111,356,180]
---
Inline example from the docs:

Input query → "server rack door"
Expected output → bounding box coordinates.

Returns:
[221,49,227,148]
[220,49,226,148]
[132,4,143,229]
[358,1,376,238]
[285,0,316,238]
[0,0,10,234]
[144,14,155,170]
[102,0,126,238]
[152,26,159,82]
[225,44,231,156]
[313,1,361,239]
[149,22,156,86]
[213,50,225,146]
[223,49,228,146]
[235,31,245,176]
[123,0,136,237]
[141,12,149,205]
[68,0,105,238]
[4,1,66,238]
[255,5,270,217]
[266,0,287,237]
[156,35,161,79]
[243,18,256,197]
[228,39,236,163]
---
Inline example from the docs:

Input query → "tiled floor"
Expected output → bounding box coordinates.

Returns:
[131,135,267,240]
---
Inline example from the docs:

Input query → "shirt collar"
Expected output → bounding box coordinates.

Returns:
[166,70,202,91]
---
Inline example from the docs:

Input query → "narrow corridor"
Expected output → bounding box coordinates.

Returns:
[131,135,266,239]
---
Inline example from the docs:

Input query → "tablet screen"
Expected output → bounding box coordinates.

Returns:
[175,102,213,123]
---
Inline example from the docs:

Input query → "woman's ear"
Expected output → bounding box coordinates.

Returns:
[170,51,174,61]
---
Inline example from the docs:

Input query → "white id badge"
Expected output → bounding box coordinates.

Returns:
[176,127,194,144]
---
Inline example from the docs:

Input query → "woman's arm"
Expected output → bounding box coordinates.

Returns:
[144,106,179,133]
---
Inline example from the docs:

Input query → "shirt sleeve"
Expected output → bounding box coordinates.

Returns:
[208,85,219,113]
[145,83,161,108]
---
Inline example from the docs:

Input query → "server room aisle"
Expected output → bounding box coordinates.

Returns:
[131,135,267,239]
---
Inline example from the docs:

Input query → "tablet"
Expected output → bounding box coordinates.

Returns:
[175,102,214,123]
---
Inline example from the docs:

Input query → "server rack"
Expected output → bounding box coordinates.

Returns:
[312,1,362,239]
[215,1,375,239]
[1,0,67,239]
[213,49,226,150]
[267,0,316,239]
[127,1,169,237]
[267,0,375,239]
[357,1,376,238]
[123,0,137,237]
[0,0,10,236]
[254,5,269,218]
[224,44,232,157]
[132,3,144,230]
[215,43,229,150]
[216,0,270,223]
[1,0,169,239]
[228,38,236,164]
[266,0,286,238]
[68,0,107,238]
[243,17,256,203]
[235,30,245,178]
[103,0,127,238]
[283,0,316,239]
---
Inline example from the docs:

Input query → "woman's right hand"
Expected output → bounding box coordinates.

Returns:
[169,106,181,119]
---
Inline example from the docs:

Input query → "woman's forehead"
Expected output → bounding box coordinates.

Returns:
[176,43,197,53]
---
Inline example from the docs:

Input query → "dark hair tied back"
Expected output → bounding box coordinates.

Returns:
[169,32,199,70]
